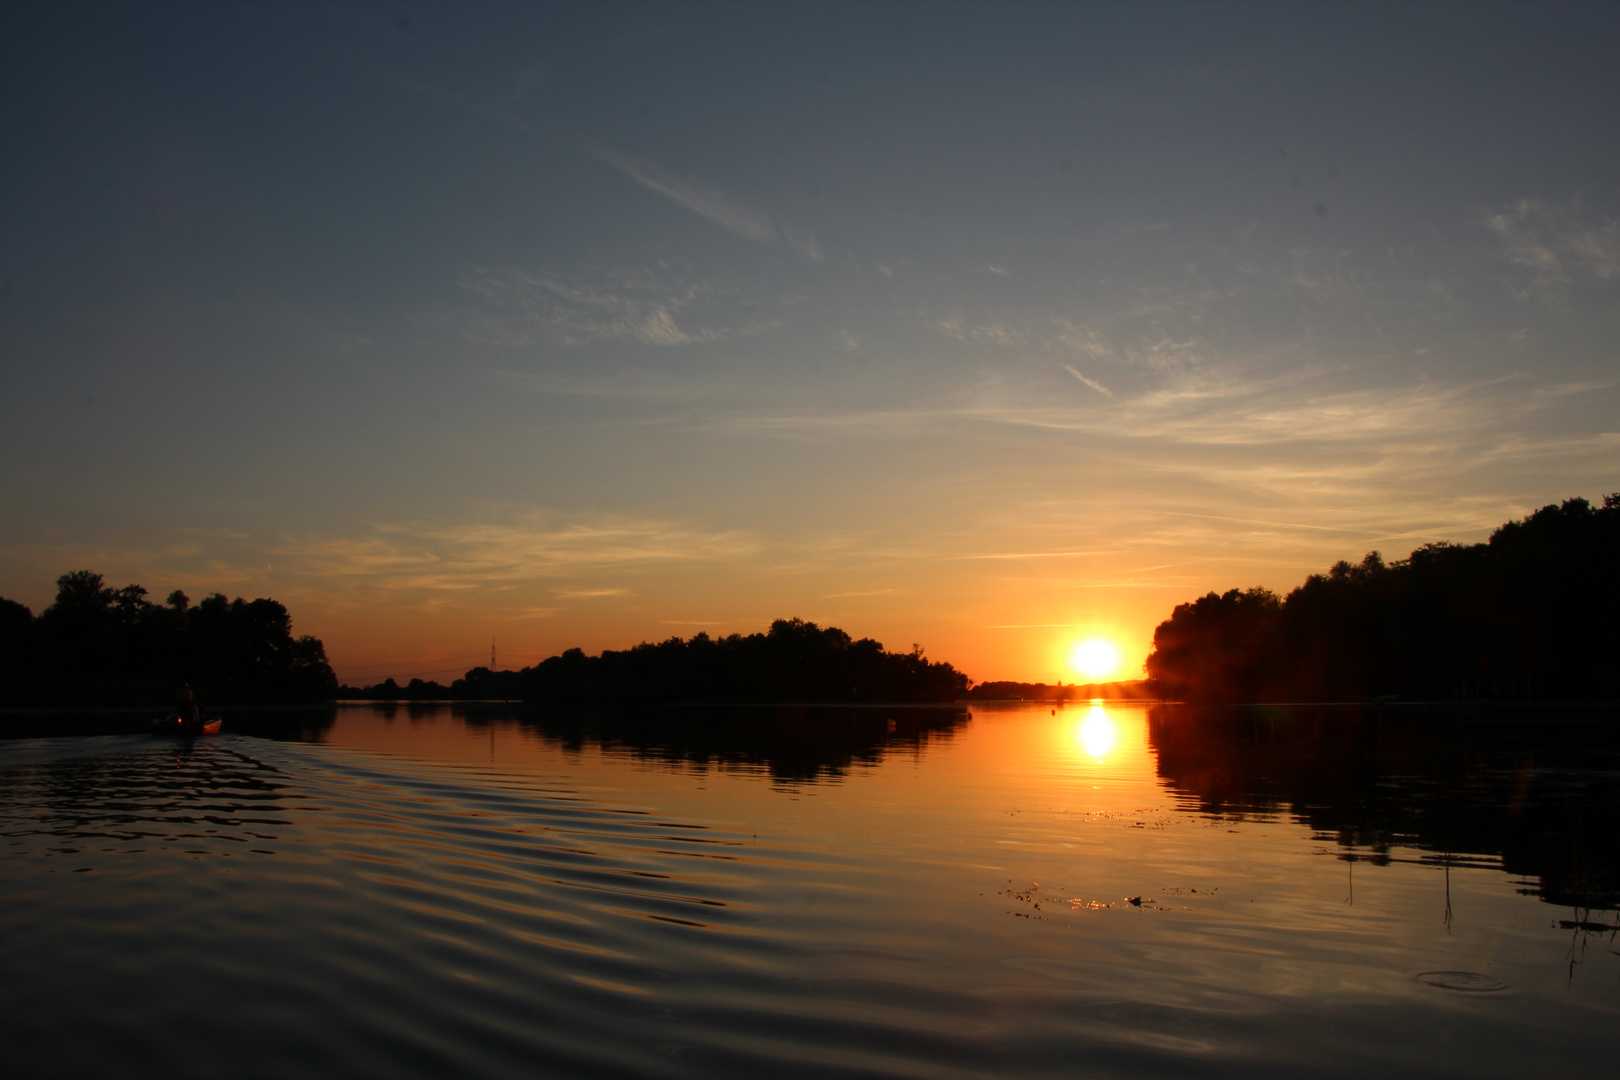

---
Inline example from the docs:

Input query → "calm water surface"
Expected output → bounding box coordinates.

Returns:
[2,702,1616,1078]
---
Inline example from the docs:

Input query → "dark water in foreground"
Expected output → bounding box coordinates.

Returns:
[2,703,1616,1078]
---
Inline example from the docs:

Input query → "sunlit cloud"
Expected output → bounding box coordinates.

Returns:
[673,356,1617,580]
[1060,364,1113,396]
[697,407,943,437]
[958,550,1115,560]
[502,607,562,621]
[1529,379,1619,398]
[1107,377,1522,446]
[930,312,1037,350]
[272,512,756,595]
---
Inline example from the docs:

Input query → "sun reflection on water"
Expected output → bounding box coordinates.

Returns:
[1076,704,1116,761]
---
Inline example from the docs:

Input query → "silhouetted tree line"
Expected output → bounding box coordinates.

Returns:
[1146,495,1620,703]
[1148,704,1620,912]
[518,618,970,704]
[338,667,525,701]
[0,570,338,706]
[335,621,969,704]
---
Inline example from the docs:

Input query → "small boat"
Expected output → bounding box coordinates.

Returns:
[150,715,223,737]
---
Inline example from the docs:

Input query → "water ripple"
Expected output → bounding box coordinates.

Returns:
[0,736,902,1079]
[2,720,1616,1080]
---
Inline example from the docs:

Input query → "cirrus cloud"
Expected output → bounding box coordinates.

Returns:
[593,146,824,261]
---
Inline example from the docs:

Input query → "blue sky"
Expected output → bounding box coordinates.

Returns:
[3,1,1617,682]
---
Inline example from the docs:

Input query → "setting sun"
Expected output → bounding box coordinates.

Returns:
[1068,639,1121,681]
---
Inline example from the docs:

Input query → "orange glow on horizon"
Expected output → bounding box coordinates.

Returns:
[310,614,1157,689]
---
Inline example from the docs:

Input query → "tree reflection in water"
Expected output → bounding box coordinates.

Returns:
[502,703,971,784]
[1147,704,1620,912]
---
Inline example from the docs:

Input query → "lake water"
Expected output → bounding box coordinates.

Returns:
[2,702,1616,1078]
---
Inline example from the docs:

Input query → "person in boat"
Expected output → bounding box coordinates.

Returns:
[175,684,201,724]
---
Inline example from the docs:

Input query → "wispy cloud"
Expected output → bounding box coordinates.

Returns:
[458,264,771,349]
[781,224,824,262]
[593,147,775,242]
[1486,198,1620,299]
[688,356,1619,550]
[592,146,823,261]
[1530,379,1619,398]
[958,550,1114,560]
[273,512,756,594]
[1060,364,1113,396]
[930,308,1211,383]
[1158,511,1357,534]
[490,366,698,402]
[697,365,1597,464]
[1103,375,1523,447]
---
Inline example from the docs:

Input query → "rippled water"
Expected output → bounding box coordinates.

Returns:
[2,703,1616,1078]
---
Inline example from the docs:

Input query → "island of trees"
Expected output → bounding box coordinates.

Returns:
[1145,495,1620,703]
[0,571,338,707]
[342,618,971,705]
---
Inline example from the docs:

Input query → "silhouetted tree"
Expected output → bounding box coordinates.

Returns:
[0,597,32,686]
[449,666,524,700]
[1145,588,1282,702]
[1147,495,1620,702]
[0,571,338,706]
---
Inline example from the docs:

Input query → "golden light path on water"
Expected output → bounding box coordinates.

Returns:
[1076,704,1118,762]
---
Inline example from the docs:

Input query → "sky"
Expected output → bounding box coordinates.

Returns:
[2,1,1617,685]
